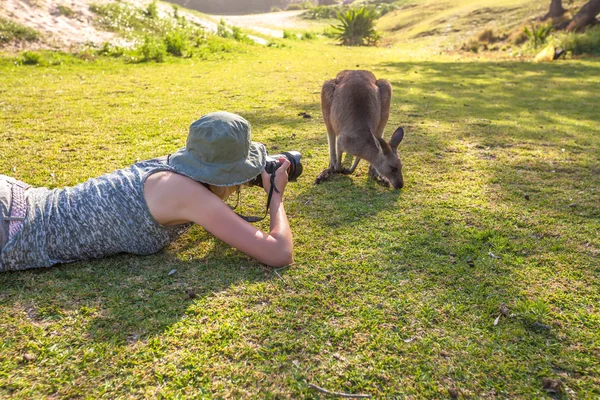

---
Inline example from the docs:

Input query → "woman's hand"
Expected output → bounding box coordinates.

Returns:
[260,158,290,197]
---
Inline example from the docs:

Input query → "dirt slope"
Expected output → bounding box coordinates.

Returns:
[0,0,218,50]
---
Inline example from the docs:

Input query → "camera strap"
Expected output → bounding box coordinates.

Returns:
[235,172,280,223]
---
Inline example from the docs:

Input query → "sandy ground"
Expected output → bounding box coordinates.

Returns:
[0,0,220,50]
[1,0,117,50]
[215,10,306,39]
[0,1,309,51]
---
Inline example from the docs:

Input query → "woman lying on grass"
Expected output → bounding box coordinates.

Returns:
[0,112,293,272]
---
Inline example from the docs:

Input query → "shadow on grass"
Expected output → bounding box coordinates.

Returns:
[0,232,271,344]
[380,60,600,217]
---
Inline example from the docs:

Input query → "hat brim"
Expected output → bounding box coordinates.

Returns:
[168,141,267,187]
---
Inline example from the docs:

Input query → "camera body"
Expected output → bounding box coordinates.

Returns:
[248,151,303,187]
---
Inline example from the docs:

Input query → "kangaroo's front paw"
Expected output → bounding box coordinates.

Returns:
[315,168,334,184]
[368,165,390,187]
[341,167,354,175]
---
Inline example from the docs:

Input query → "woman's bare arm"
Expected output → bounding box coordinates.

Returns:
[145,167,293,267]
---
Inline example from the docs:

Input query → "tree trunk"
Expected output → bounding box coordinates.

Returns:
[543,0,566,20]
[566,0,600,32]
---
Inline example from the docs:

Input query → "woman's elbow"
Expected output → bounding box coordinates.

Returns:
[265,248,293,268]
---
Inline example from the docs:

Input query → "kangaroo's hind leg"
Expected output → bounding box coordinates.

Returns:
[374,79,392,139]
[316,79,338,184]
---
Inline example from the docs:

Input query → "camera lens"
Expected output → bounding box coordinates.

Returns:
[246,151,303,187]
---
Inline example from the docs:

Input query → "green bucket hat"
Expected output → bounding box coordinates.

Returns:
[168,112,267,186]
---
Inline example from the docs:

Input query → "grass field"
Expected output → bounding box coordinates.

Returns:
[1,10,600,399]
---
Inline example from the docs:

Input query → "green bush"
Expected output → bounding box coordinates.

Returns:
[553,26,600,55]
[332,7,380,46]
[216,19,231,38]
[195,36,243,60]
[57,5,75,17]
[283,30,298,40]
[302,5,340,19]
[21,51,44,65]
[231,26,251,43]
[285,3,304,11]
[138,36,166,62]
[90,2,170,35]
[0,17,40,43]
[164,30,189,56]
[97,42,125,57]
[523,23,553,49]
[302,31,316,40]
[145,0,159,19]
[216,20,251,44]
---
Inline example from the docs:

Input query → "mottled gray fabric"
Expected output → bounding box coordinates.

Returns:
[0,158,193,272]
[0,177,11,250]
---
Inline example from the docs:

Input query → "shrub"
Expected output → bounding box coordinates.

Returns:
[332,7,380,46]
[462,39,480,53]
[510,29,529,46]
[0,17,40,43]
[372,3,398,17]
[138,35,166,62]
[216,20,251,43]
[217,19,231,38]
[523,23,553,49]
[553,26,600,55]
[57,5,75,17]
[172,4,180,20]
[231,26,251,43]
[145,0,159,19]
[271,6,282,12]
[303,5,340,20]
[283,30,298,40]
[97,42,125,57]
[477,28,495,44]
[90,2,170,35]
[302,31,316,40]
[285,3,304,11]
[21,51,44,65]
[164,29,189,56]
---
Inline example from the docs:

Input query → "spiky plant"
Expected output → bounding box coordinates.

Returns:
[332,7,380,46]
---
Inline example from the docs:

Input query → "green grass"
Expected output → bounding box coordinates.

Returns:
[1,17,599,400]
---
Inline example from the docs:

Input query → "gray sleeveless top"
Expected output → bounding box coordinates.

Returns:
[0,158,193,272]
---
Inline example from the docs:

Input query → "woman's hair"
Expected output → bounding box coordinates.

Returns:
[208,184,240,201]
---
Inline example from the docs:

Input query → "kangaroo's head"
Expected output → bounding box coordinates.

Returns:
[373,127,405,189]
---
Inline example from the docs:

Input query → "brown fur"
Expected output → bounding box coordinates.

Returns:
[315,70,405,189]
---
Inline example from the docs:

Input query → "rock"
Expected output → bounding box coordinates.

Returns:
[542,377,563,393]
[23,353,36,362]
[534,45,556,63]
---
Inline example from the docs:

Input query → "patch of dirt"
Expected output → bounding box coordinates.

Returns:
[0,0,218,51]
[1,0,117,50]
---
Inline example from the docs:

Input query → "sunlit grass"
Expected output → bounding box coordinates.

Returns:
[1,32,599,398]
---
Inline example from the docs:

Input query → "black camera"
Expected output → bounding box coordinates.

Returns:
[248,151,303,187]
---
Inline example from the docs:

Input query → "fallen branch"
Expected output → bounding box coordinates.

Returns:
[308,384,372,398]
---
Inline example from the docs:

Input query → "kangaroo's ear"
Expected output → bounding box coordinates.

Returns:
[375,136,391,155]
[389,127,405,149]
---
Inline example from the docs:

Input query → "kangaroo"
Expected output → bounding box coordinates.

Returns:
[315,70,405,189]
